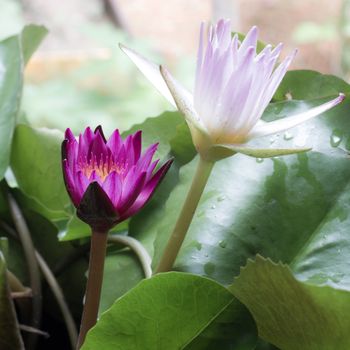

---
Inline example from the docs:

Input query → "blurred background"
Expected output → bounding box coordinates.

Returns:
[1,0,349,134]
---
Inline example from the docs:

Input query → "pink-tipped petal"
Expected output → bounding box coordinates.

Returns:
[239,26,258,54]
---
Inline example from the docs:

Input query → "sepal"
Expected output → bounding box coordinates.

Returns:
[77,182,119,231]
[202,144,311,161]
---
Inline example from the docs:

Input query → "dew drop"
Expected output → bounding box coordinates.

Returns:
[217,195,226,202]
[211,204,216,209]
[283,131,293,140]
[330,130,343,148]
[219,240,227,248]
[256,158,264,163]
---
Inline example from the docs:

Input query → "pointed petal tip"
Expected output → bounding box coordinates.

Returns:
[64,128,75,142]
[94,125,107,142]
[338,92,346,101]
[61,139,68,160]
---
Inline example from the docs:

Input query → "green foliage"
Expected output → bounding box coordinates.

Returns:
[0,32,23,180]
[1,21,350,349]
[273,70,350,101]
[0,253,24,350]
[10,124,72,219]
[0,25,47,181]
[230,256,350,350]
[82,273,257,350]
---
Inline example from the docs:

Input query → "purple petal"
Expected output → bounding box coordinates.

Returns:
[62,160,81,207]
[94,125,107,142]
[124,134,135,167]
[118,170,147,212]
[89,131,109,165]
[132,130,142,162]
[78,127,94,161]
[102,171,122,208]
[65,128,76,143]
[120,159,173,220]
[145,159,159,182]
[107,129,122,155]
[115,144,127,172]
[75,171,89,200]
[136,143,158,171]
[89,170,102,186]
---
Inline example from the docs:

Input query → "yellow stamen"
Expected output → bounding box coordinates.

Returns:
[80,155,125,181]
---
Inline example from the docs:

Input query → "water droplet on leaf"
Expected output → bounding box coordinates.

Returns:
[283,131,293,140]
[217,195,226,202]
[256,158,264,163]
[330,129,343,148]
[219,240,227,248]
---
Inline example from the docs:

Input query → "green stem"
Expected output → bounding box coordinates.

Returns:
[7,192,42,350]
[76,229,108,349]
[108,235,152,278]
[35,252,78,350]
[155,157,215,273]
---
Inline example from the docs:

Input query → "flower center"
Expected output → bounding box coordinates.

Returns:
[80,155,125,181]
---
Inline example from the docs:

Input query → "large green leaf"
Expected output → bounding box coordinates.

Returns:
[0,252,24,350]
[20,24,48,65]
[10,124,72,219]
[230,256,350,350]
[122,110,184,160]
[273,70,350,101]
[82,272,257,350]
[0,25,47,181]
[0,34,22,180]
[99,251,144,314]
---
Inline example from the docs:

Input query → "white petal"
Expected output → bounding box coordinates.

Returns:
[247,93,345,139]
[119,44,176,107]
[160,66,208,134]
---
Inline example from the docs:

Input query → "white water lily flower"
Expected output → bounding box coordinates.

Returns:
[120,19,345,160]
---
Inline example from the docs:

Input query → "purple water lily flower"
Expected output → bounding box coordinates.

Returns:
[62,126,172,231]
[120,19,345,160]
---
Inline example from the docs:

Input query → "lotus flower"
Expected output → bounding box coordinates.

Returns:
[62,126,172,231]
[120,19,345,160]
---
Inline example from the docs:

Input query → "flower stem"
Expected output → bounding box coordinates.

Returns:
[155,157,214,273]
[108,235,152,278]
[77,229,108,349]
